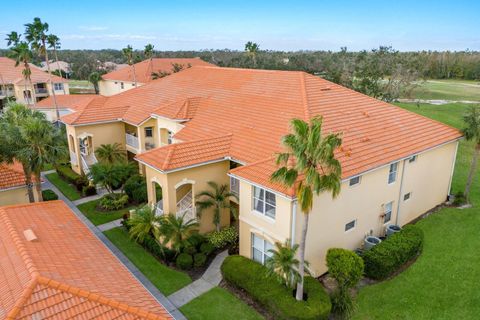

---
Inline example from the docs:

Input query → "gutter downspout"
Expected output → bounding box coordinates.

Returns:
[395,160,407,226]
[291,200,297,248]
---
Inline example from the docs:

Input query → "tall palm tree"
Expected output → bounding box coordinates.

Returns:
[266,240,308,289]
[24,18,60,120]
[271,117,342,301]
[196,181,238,231]
[88,72,101,94]
[122,45,137,87]
[144,43,154,60]
[95,143,126,164]
[244,41,260,67]
[462,106,480,202]
[46,34,67,94]
[158,214,199,253]
[128,205,162,243]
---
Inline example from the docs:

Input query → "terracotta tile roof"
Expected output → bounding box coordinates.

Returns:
[58,66,461,196]
[136,135,233,171]
[101,58,215,83]
[0,57,67,85]
[0,162,29,190]
[0,201,171,319]
[36,94,99,111]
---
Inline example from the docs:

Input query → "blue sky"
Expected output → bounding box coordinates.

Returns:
[0,0,478,51]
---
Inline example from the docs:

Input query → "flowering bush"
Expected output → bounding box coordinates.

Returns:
[207,226,238,249]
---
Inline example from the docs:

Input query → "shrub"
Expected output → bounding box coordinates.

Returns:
[56,164,80,183]
[207,227,238,249]
[121,213,131,231]
[124,175,148,203]
[183,245,197,255]
[140,235,176,263]
[176,253,193,270]
[82,184,97,197]
[194,253,207,268]
[42,189,58,201]
[188,233,207,250]
[200,242,215,256]
[326,248,364,319]
[74,175,89,191]
[222,255,331,320]
[99,194,129,210]
[363,225,424,280]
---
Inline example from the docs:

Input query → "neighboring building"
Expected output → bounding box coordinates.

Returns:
[98,58,215,96]
[53,66,461,274]
[36,94,98,122]
[0,162,40,205]
[0,57,69,109]
[40,60,72,77]
[0,201,172,319]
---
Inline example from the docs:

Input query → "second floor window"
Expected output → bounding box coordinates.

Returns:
[53,83,63,91]
[388,162,398,184]
[253,186,276,219]
[145,127,153,137]
[167,131,173,144]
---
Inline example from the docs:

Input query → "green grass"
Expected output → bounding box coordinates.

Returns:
[180,287,264,320]
[77,199,138,226]
[354,102,480,320]
[409,79,480,101]
[103,227,192,295]
[45,172,81,201]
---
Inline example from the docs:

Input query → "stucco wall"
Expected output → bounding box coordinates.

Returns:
[0,186,39,206]
[99,80,143,96]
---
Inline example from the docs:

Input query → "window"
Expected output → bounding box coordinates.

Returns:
[120,82,124,89]
[53,83,63,91]
[388,162,398,184]
[251,233,273,265]
[384,201,393,223]
[404,192,411,201]
[145,127,153,137]
[409,155,417,163]
[132,83,135,87]
[345,220,356,232]
[167,130,173,144]
[349,176,361,186]
[252,186,276,219]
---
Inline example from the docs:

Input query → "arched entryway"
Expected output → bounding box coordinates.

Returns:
[152,181,164,216]
[175,180,195,221]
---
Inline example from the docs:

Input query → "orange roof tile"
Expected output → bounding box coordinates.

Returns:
[58,66,462,196]
[101,58,215,83]
[0,57,67,85]
[0,162,30,190]
[0,201,171,319]
[36,94,99,111]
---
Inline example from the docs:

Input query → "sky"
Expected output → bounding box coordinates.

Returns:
[0,0,478,51]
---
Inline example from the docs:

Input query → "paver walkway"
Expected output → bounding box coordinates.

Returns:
[72,188,121,205]
[168,250,229,308]
[97,218,124,231]
[41,173,186,320]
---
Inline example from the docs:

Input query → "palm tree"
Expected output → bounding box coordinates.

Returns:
[158,213,199,253]
[265,240,308,289]
[25,17,60,120]
[88,72,101,94]
[271,117,342,301]
[95,143,126,164]
[122,45,137,87]
[128,205,162,242]
[244,41,260,67]
[462,106,480,202]
[7,39,37,107]
[144,43,154,60]
[196,181,238,231]
[46,34,67,94]
[90,162,135,195]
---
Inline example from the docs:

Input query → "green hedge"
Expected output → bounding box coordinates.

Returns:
[222,255,331,320]
[363,225,424,280]
[42,189,58,201]
[177,253,193,270]
[56,164,80,182]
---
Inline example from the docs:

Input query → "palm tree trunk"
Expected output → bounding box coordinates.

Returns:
[22,164,35,203]
[43,44,60,121]
[132,63,138,87]
[35,172,43,202]
[295,212,309,301]
[464,144,480,202]
[53,48,67,95]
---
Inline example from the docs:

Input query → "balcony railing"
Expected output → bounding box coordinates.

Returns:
[125,133,139,149]
[155,200,164,216]
[230,176,239,197]
[176,190,195,221]
[70,151,78,166]
[35,87,48,94]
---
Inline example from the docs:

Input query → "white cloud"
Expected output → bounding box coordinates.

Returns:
[79,26,108,31]
[63,33,156,41]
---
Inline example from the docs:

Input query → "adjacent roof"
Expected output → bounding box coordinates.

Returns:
[101,58,215,83]
[0,57,67,85]
[40,60,71,73]
[36,94,99,111]
[59,66,462,196]
[0,162,30,191]
[0,201,171,319]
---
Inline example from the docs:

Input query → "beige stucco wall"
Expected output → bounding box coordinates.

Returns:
[239,141,458,275]
[138,119,160,152]
[155,117,184,146]
[13,82,69,104]
[144,160,232,233]
[0,186,40,206]
[99,80,143,96]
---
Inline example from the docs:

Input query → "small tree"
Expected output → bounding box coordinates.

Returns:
[265,239,308,289]
[158,213,199,253]
[196,181,238,231]
[88,72,101,94]
[244,41,260,67]
[90,162,135,194]
[462,106,480,203]
[128,205,161,243]
[326,248,364,319]
[95,143,126,164]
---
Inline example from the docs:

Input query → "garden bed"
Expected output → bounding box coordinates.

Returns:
[78,198,140,226]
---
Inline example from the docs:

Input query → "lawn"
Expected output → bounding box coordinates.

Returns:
[103,227,192,295]
[354,102,480,319]
[68,79,95,94]
[45,172,81,201]
[409,79,480,101]
[180,287,264,320]
[77,199,138,226]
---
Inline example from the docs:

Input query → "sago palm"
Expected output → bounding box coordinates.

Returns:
[128,205,162,243]
[196,181,238,231]
[271,116,342,301]
[158,214,199,253]
[462,106,480,203]
[96,143,126,164]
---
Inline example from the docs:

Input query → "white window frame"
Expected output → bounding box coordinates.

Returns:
[251,233,273,265]
[252,186,276,220]
[408,155,417,163]
[388,162,398,184]
[384,201,393,224]
[349,176,361,187]
[53,83,63,91]
[403,192,411,201]
[344,219,356,232]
